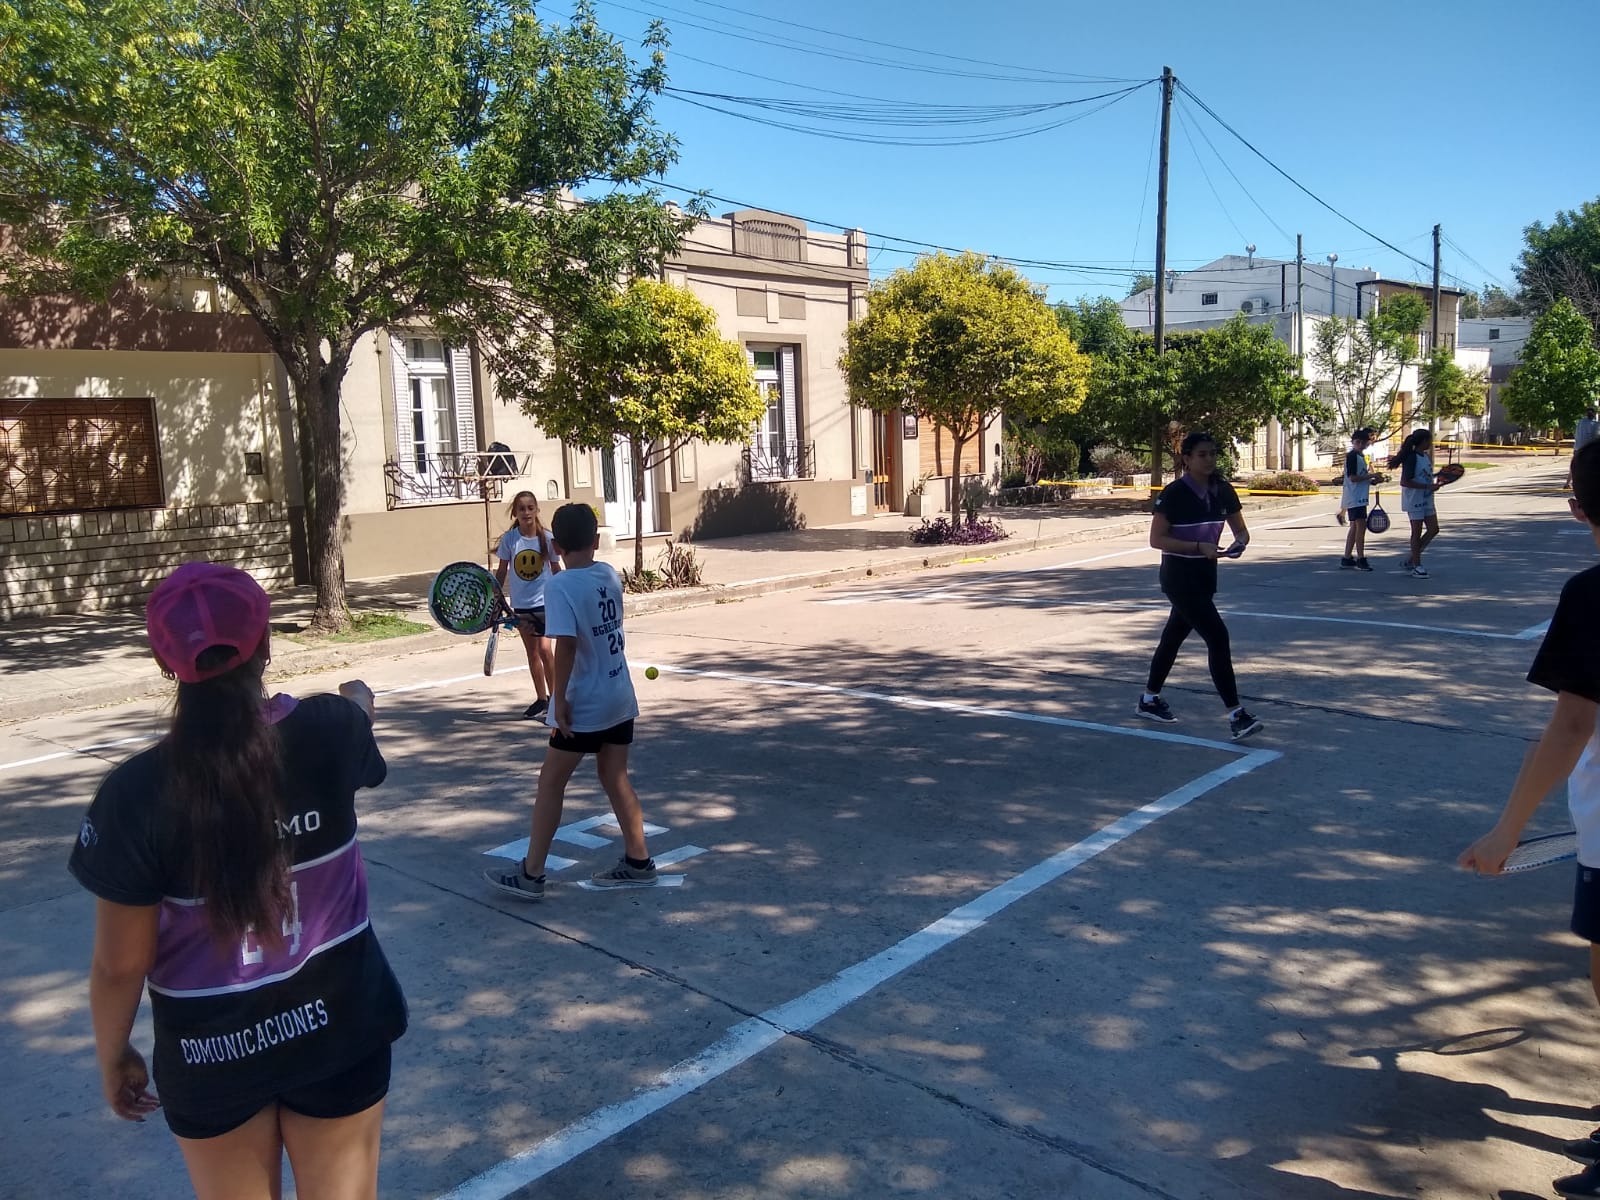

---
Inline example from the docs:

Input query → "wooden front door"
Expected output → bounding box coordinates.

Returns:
[871,410,898,512]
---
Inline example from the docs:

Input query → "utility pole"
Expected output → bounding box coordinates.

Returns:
[1151,65,1175,486]
[1431,222,1442,431]
[1295,233,1305,471]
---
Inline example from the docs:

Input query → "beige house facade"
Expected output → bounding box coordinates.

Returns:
[2,207,930,617]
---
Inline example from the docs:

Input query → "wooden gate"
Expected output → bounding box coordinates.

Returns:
[870,410,898,512]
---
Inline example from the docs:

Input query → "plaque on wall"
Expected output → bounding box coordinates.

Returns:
[902,412,918,439]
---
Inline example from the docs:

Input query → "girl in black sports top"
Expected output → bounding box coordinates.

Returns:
[68,562,405,1199]
[1136,431,1263,742]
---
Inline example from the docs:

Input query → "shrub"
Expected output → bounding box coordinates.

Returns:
[1242,471,1320,494]
[1090,444,1142,478]
[622,538,704,592]
[909,516,1010,546]
[999,468,1028,490]
[960,478,989,522]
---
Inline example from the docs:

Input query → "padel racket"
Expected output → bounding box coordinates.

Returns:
[1434,462,1466,487]
[1500,831,1578,873]
[1366,492,1391,534]
[483,623,501,677]
[429,562,517,676]
[1220,543,1245,559]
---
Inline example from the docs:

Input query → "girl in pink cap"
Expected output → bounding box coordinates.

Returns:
[69,561,406,1200]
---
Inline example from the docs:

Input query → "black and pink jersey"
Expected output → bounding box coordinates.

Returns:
[1152,475,1242,596]
[68,693,406,1115]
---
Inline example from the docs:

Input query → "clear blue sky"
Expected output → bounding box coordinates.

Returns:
[570,0,1599,303]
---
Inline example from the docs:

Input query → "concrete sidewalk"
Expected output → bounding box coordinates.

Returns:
[0,456,1549,724]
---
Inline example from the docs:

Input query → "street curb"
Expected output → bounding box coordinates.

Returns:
[0,490,1334,725]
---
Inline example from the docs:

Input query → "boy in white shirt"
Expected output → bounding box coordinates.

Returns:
[484,503,657,899]
[1460,438,1600,1197]
[1338,427,1375,572]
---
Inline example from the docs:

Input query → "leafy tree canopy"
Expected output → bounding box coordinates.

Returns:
[1502,298,1600,434]
[842,252,1089,505]
[510,279,761,571]
[1515,197,1600,332]
[1080,317,1314,469]
[0,0,688,627]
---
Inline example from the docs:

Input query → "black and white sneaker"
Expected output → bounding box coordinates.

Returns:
[1354,558,1374,572]
[523,697,549,720]
[1339,557,1357,570]
[483,864,546,900]
[1229,709,1263,741]
[1137,695,1177,723]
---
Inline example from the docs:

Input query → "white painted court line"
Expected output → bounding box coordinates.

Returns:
[1517,620,1551,640]
[437,681,1276,1199]
[482,841,579,872]
[575,874,686,891]
[0,666,532,775]
[0,733,156,773]
[653,844,707,868]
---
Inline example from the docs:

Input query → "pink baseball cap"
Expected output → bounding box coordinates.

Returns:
[146,562,271,684]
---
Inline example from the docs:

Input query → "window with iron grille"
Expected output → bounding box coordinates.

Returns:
[0,398,165,516]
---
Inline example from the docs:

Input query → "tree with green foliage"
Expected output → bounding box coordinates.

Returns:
[1502,299,1600,436]
[1080,317,1312,474]
[1307,294,1430,439]
[841,252,1090,510]
[510,280,762,576]
[1125,273,1156,299]
[0,0,687,629]
[1419,350,1490,425]
[1516,198,1600,331]
[1479,285,1526,318]
[1054,297,1136,357]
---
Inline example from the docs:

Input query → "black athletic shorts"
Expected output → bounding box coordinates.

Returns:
[1345,504,1368,521]
[1572,863,1600,943]
[164,1044,392,1140]
[549,718,635,755]
[513,607,547,637]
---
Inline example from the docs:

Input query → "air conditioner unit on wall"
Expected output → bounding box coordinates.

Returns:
[1239,296,1273,315]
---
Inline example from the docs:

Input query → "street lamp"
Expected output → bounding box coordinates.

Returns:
[1326,253,1339,315]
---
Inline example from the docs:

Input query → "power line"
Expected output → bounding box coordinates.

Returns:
[662,81,1150,147]
[1173,101,1247,245]
[661,84,1145,128]
[667,0,1137,82]
[1176,80,1433,274]
[1174,90,1293,246]
[600,0,1140,84]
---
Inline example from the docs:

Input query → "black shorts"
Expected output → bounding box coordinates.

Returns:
[1345,504,1368,521]
[163,1044,392,1140]
[513,607,546,637]
[549,719,635,755]
[1573,864,1600,943]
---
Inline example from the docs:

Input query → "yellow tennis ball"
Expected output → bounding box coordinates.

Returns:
[644,666,659,680]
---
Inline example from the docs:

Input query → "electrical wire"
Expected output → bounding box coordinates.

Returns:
[1177,80,1434,274]
[1173,101,1247,245]
[660,84,1142,128]
[1174,91,1294,247]
[667,0,1139,83]
[661,81,1150,147]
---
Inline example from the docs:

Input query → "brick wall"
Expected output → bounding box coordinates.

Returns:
[1,501,294,618]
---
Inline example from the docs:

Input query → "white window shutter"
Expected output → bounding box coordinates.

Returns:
[450,345,478,457]
[745,347,763,461]
[389,334,413,471]
[778,345,799,471]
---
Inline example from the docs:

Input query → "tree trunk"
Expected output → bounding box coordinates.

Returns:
[1151,420,1166,488]
[631,438,647,577]
[948,433,965,518]
[287,345,353,633]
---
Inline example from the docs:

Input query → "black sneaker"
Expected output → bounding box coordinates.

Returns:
[1565,1130,1600,1164]
[1229,709,1263,741]
[1137,695,1176,723]
[1339,557,1356,570]
[523,697,549,720]
[483,864,545,900]
[1354,558,1374,572]
[1556,1160,1600,1197]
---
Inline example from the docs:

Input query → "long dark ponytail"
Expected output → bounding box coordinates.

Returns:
[1387,428,1432,474]
[162,644,289,946]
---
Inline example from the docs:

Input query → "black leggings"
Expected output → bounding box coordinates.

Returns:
[1145,589,1239,708]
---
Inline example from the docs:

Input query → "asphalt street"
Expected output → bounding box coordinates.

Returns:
[4,461,1597,1199]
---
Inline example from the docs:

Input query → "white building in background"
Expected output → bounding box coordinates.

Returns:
[1459,316,1533,439]
[1118,255,1482,472]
